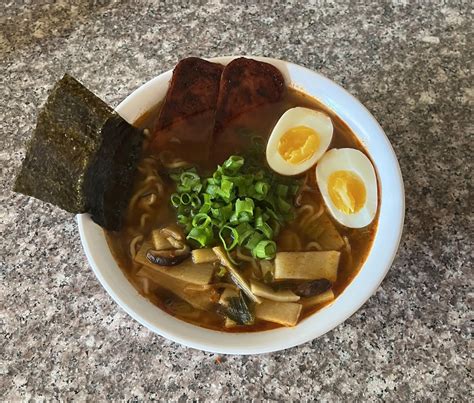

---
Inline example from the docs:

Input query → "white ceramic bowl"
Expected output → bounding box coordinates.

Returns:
[78,56,405,354]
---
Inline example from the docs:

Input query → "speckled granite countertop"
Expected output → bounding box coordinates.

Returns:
[1,1,472,400]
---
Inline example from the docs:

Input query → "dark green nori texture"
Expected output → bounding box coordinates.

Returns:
[14,74,143,231]
[83,116,143,231]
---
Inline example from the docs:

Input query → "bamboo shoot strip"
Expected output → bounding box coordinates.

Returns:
[300,289,335,308]
[192,248,219,264]
[212,246,261,303]
[255,299,302,327]
[274,251,340,282]
[135,242,214,285]
[137,266,214,311]
[250,279,300,302]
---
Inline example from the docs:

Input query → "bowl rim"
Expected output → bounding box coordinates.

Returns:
[77,55,405,354]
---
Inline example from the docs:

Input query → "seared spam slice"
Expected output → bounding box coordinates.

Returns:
[150,57,223,160]
[156,57,224,130]
[214,58,285,132]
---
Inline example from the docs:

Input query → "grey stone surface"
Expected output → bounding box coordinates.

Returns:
[1,1,472,400]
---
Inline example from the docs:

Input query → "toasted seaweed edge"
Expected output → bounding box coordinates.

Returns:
[14,74,144,231]
[84,114,144,231]
[14,73,113,213]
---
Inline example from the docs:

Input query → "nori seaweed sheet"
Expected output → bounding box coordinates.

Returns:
[14,74,143,231]
[83,116,143,231]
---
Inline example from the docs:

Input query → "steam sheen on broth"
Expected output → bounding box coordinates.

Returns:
[105,88,378,332]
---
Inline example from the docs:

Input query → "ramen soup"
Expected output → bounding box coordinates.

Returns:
[11,57,378,332]
[105,87,379,332]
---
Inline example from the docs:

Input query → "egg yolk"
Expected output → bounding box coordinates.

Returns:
[278,126,319,164]
[328,170,366,214]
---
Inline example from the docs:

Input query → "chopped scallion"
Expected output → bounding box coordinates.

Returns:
[169,155,299,258]
[253,240,277,259]
[219,225,239,251]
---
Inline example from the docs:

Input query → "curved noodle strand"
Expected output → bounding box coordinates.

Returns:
[299,204,325,233]
[128,174,164,212]
[294,173,318,206]
[236,247,261,278]
[183,283,239,293]
[128,187,150,211]
[129,235,144,258]
[143,175,159,185]
[164,160,191,169]
[139,213,151,229]
[159,151,192,169]
[343,235,353,268]
[297,204,315,224]
[292,234,303,251]
[138,193,158,213]
[139,276,150,295]
[236,247,259,269]
[295,192,304,207]
[288,232,302,251]
[306,241,322,251]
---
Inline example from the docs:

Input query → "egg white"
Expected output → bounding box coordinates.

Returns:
[316,148,378,228]
[266,107,333,176]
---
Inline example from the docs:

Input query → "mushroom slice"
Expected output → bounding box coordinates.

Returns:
[151,229,173,250]
[166,236,184,249]
[294,279,332,297]
[146,245,190,266]
[160,224,185,241]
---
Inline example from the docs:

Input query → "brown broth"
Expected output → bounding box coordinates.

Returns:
[105,87,379,332]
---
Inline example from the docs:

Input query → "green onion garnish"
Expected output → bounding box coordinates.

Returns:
[219,225,239,251]
[169,155,300,259]
[253,240,277,260]
[192,213,212,229]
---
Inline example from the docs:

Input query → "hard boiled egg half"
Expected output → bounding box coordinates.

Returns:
[266,107,333,176]
[316,148,378,228]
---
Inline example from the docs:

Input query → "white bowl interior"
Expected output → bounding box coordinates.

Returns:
[78,56,404,354]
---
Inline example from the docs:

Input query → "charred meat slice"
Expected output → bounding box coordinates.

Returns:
[155,57,224,130]
[150,57,223,159]
[213,57,285,135]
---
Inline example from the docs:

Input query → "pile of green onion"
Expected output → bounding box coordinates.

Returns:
[169,155,300,260]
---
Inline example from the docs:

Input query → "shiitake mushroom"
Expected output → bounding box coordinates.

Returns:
[146,246,190,266]
[294,279,332,297]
